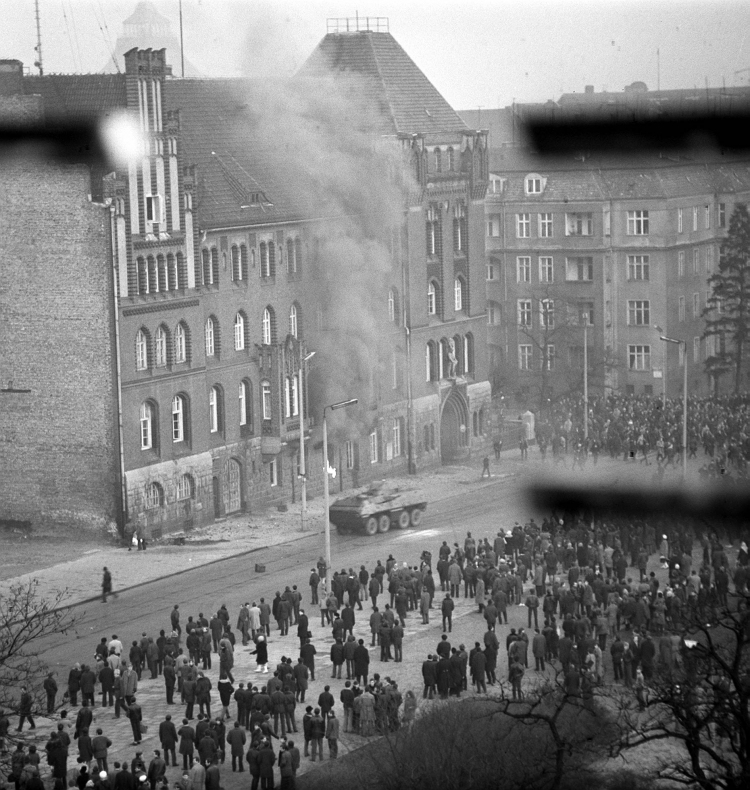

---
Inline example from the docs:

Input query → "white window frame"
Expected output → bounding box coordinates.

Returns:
[486,263,498,281]
[693,293,700,319]
[693,248,700,275]
[146,482,163,509]
[140,402,153,450]
[628,344,651,371]
[678,296,686,322]
[209,386,219,433]
[519,344,532,370]
[269,458,278,487]
[678,250,685,278]
[487,301,501,325]
[136,329,148,371]
[172,395,184,443]
[345,440,355,470]
[538,213,553,238]
[539,256,554,283]
[174,324,186,364]
[454,277,463,311]
[234,313,245,351]
[289,304,298,338]
[545,344,556,372]
[525,175,543,195]
[427,281,437,315]
[540,298,555,328]
[262,308,272,345]
[177,474,194,501]
[677,207,683,233]
[627,210,649,236]
[205,318,215,358]
[706,246,713,273]
[155,326,167,368]
[388,289,395,322]
[261,380,271,420]
[145,194,164,225]
[392,418,401,457]
[517,256,530,283]
[486,215,501,237]
[692,206,698,232]
[705,205,711,229]
[518,299,532,327]
[239,381,248,426]
[565,212,593,236]
[516,213,530,238]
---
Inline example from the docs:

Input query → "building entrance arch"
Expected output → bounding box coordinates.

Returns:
[440,388,470,462]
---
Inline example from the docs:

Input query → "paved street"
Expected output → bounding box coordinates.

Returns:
[10,450,705,787]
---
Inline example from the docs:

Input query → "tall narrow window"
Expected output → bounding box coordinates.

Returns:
[427,281,437,316]
[155,326,168,368]
[174,323,187,364]
[209,386,221,433]
[136,329,149,371]
[540,299,555,328]
[677,208,683,233]
[239,380,253,430]
[516,213,530,238]
[392,417,402,457]
[262,308,273,345]
[205,317,215,358]
[434,147,442,173]
[261,380,271,420]
[539,257,554,283]
[453,201,467,253]
[231,245,242,281]
[140,402,154,450]
[201,248,211,285]
[454,277,464,311]
[234,312,245,351]
[627,255,650,281]
[517,256,531,283]
[538,213,553,237]
[211,248,219,285]
[172,395,185,442]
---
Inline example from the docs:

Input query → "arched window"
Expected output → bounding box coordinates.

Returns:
[454,276,464,312]
[464,333,475,375]
[234,312,246,351]
[172,394,187,443]
[439,338,450,379]
[427,281,438,316]
[426,340,438,382]
[261,380,272,420]
[260,242,268,277]
[157,254,168,292]
[262,307,275,345]
[136,329,149,371]
[447,147,455,171]
[140,401,156,450]
[240,244,248,280]
[177,474,194,500]
[137,256,148,294]
[175,252,184,289]
[453,334,464,375]
[239,379,253,430]
[289,303,298,338]
[388,288,400,324]
[147,256,157,292]
[205,317,215,357]
[295,238,302,273]
[155,325,169,368]
[231,245,242,281]
[209,385,223,434]
[201,248,211,285]
[167,253,178,290]
[434,148,442,173]
[174,323,187,364]
[287,238,296,274]
[145,481,164,509]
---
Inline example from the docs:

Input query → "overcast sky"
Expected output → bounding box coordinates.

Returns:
[3,0,749,109]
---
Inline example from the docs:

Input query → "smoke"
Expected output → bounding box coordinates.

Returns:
[230,14,418,439]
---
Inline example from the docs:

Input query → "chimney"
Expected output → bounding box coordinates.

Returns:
[584,85,595,95]
[0,60,24,96]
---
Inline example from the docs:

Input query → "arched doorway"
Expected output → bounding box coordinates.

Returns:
[440,389,470,463]
[224,458,242,514]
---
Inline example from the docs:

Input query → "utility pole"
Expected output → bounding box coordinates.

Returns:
[34,0,43,76]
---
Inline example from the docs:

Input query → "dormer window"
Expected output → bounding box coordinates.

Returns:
[524,174,544,195]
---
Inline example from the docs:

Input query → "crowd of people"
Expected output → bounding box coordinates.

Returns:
[2,504,747,790]
[529,393,750,479]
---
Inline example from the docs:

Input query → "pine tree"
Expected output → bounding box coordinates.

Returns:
[702,203,750,393]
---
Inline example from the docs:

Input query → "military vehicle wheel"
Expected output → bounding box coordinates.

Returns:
[396,510,410,529]
[364,517,378,536]
[377,514,391,533]
[409,507,424,527]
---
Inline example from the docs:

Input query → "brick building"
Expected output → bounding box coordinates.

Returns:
[0,20,491,537]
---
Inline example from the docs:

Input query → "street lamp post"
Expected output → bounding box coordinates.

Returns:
[298,349,315,532]
[654,325,667,407]
[322,398,358,592]
[659,335,687,477]
[583,319,588,442]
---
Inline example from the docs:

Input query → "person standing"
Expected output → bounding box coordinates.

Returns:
[91,729,112,772]
[532,628,546,672]
[225,722,246,772]
[309,709,325,762]
[353,640,369,686]
[101,568,113,604]
[325,711,339,759]
[146,751,166,790]
[44,672,58,715]
[158,715,178,768]
[441,595,454,632]
[177,718,195,770]
[124,697,143,746]
[16,686,35,731]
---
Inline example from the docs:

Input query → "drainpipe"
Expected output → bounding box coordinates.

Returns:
[109,203,128,536]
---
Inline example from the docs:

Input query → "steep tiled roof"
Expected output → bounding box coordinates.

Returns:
[488,147,750,201]
[22,74,127,123]
[297,32,468,138]
[165,79,323,229]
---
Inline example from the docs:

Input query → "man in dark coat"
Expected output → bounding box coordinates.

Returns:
[470,645,487,693]
[159,715,178,767]
[124,697,143,745]
[99,664,115,707]
[421,655,437,699]
[297,610,309,649]
[43,672,58,715]
[146,750,166,790]
[353,639,370,686]
[300,639,317,682]
[436,656,452,699]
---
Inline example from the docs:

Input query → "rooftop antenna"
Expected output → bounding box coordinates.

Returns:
[179,0,185,77]
[34,0,43,75]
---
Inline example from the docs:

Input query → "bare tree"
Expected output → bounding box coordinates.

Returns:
[611,590,750,790]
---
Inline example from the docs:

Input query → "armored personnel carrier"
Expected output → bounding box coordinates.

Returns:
[328,481,428,536]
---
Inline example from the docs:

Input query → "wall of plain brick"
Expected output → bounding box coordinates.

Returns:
[0,159,120,534]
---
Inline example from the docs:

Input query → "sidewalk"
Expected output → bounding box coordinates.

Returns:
[0,460,517,607]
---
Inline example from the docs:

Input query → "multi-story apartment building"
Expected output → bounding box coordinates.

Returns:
[0,20,490,537]
[463,88,750,407]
